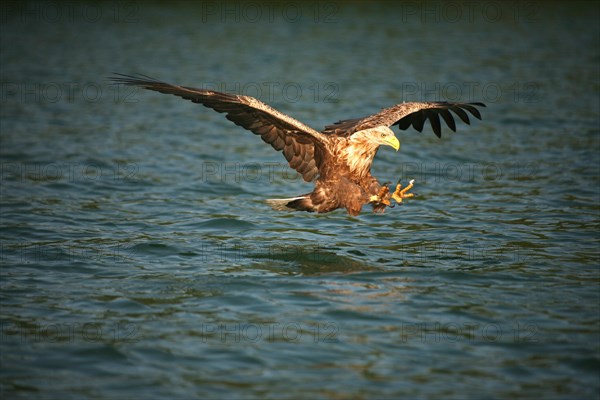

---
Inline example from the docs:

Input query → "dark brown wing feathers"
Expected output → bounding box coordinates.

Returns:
[110,74,326,182]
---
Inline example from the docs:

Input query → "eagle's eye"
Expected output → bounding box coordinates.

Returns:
[380,132,386,138]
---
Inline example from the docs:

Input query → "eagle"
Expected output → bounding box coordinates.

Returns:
[111,74,485,216]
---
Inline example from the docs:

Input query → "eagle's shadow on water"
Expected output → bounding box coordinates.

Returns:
[246,244,382,275]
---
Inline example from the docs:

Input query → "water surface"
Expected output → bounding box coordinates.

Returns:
[1,1,599,399]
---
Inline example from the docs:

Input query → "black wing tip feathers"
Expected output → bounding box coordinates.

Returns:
[396,101,485,137]
[108,73,164,86]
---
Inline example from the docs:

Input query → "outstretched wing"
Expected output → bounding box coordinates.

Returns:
[323,101,485,138]
[111,74,329,182]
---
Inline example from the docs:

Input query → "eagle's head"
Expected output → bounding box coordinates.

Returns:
[354,126,400,151]
[343,126,400,178]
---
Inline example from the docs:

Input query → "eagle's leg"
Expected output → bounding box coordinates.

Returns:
[369,185,392,213]
[391,179,415,204]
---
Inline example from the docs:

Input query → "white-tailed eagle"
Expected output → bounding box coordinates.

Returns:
[111,74,485,216]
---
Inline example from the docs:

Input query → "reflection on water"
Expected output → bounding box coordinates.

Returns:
[1,1,599,399]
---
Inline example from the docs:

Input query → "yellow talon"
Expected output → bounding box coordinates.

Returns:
[370,186,391,206]
[392,179,415,204]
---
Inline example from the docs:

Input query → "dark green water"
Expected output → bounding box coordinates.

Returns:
[1,1,599,399]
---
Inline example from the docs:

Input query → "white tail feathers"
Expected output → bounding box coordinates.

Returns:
[265,196,308,211]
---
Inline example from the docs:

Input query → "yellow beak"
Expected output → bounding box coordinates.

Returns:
[384,136,400,151]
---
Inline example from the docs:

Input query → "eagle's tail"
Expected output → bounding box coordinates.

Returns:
[265,196,315,212]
